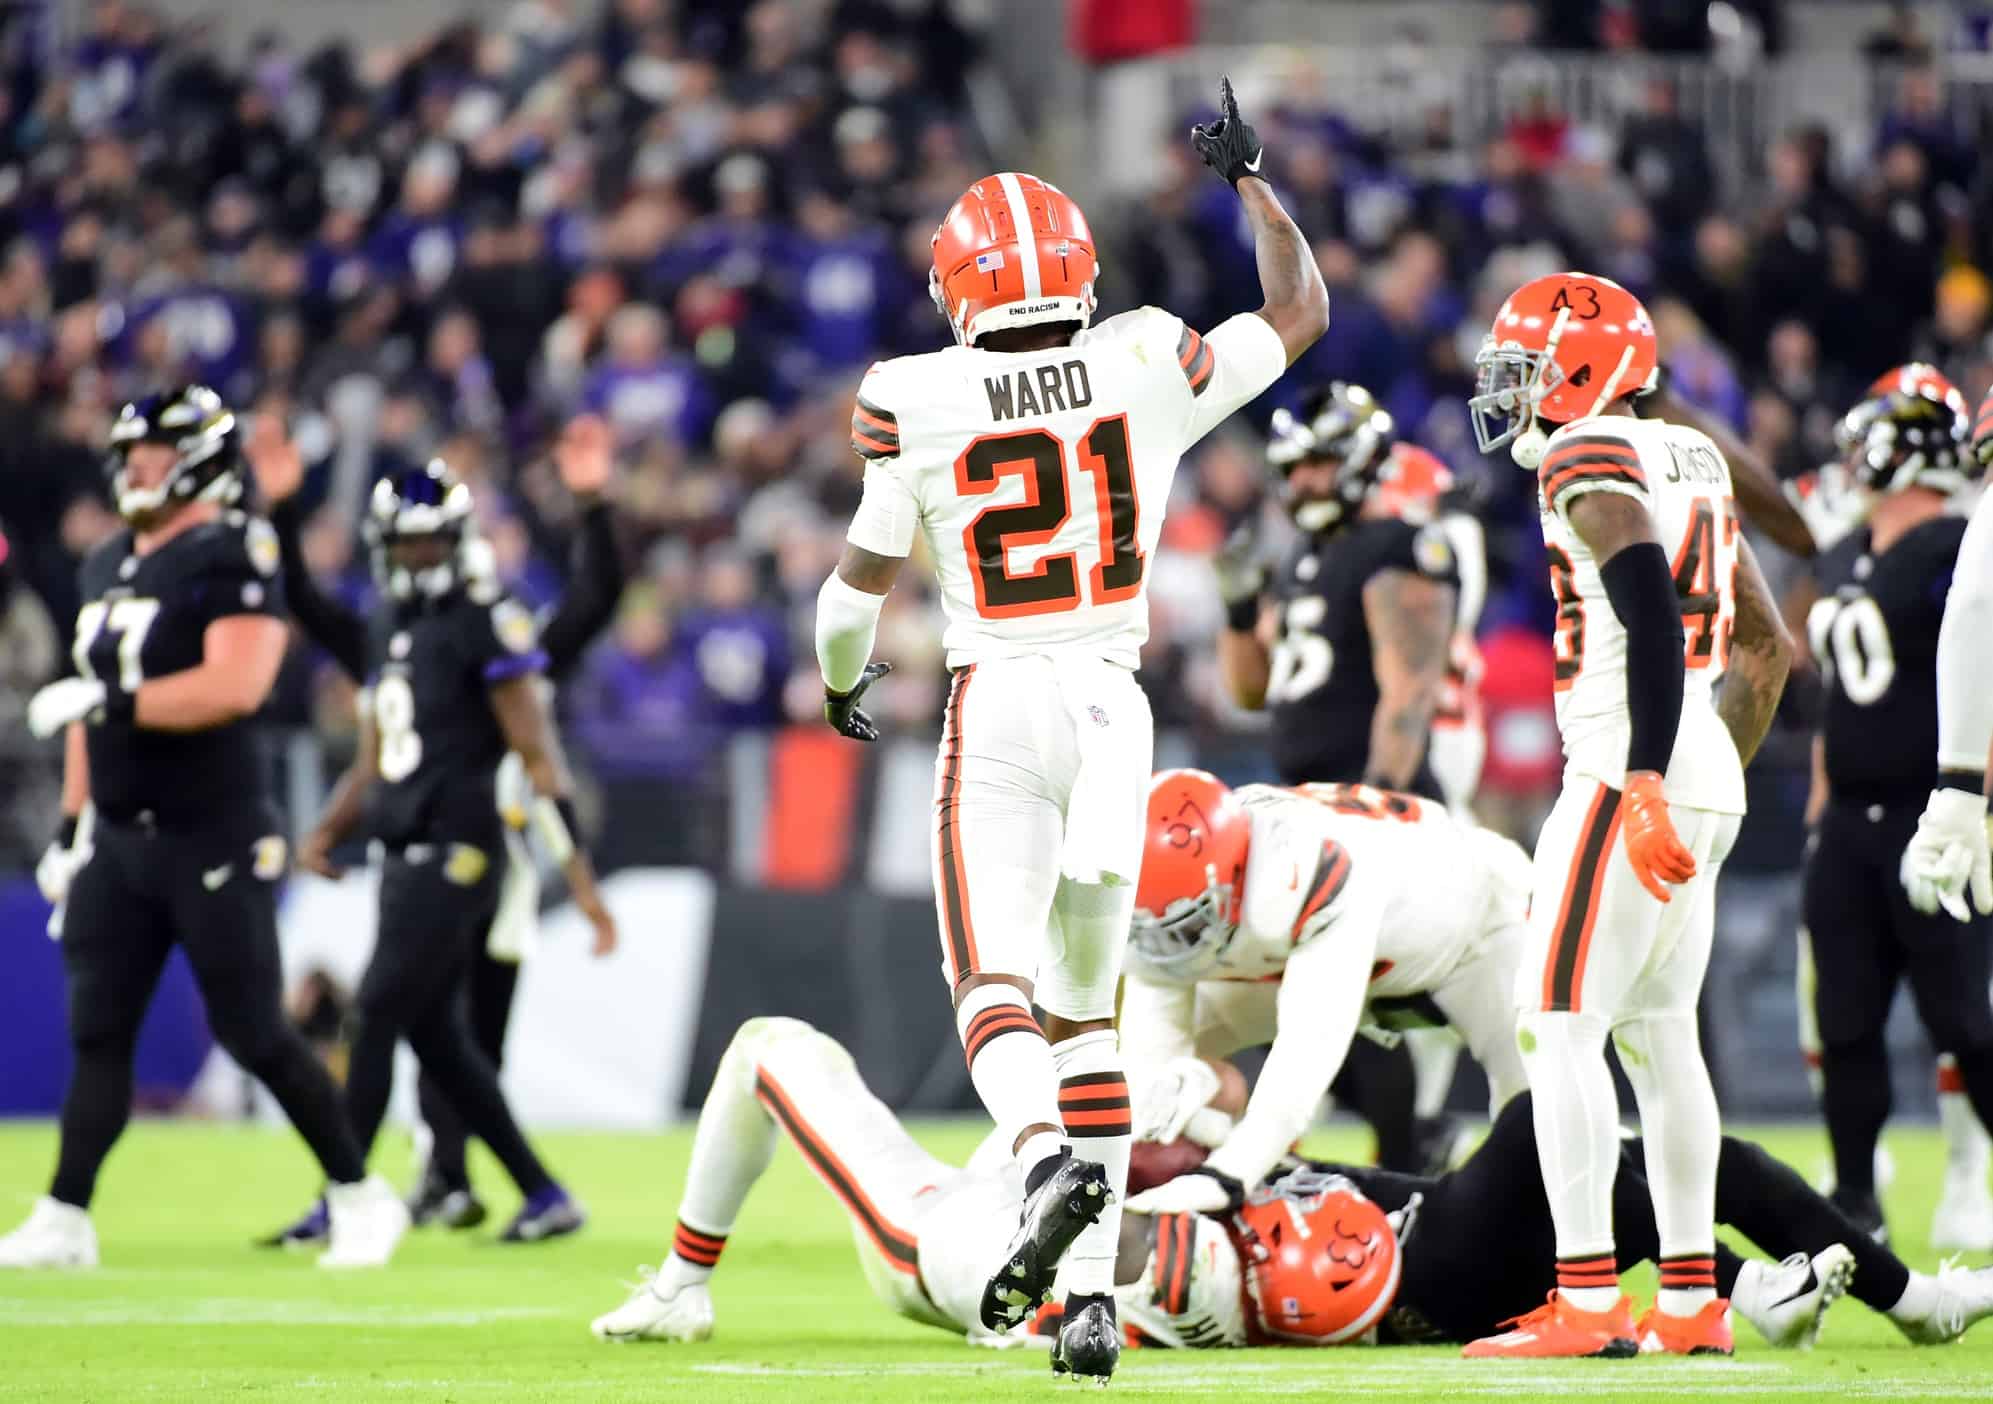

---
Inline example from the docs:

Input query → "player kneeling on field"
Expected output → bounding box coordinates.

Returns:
[589,1017,1993,1352]
[1117,769,1530,1215]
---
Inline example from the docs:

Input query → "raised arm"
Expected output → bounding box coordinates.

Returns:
[1716,535,1794,768]
[1189,78,1330,366]
[246,416,370,680]
[540,415,626,680]
[1646,384,1817,558]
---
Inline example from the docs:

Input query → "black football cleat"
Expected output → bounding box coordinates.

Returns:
[408,1170,487,1230]
[979,1154,1111,1332]
[1051,1293,1119,1384]
[257,1197,328,1249]
[499,1184,585,1243]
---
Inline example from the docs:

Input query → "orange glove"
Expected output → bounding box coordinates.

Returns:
[1621,770,1697,902]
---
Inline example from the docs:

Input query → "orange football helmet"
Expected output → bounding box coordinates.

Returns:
[1370,442,1456,524]
[1235,1168,1402,1345]
[1470,272,1659,469]
[929,173,1098,346]
[1130,769,1251,982]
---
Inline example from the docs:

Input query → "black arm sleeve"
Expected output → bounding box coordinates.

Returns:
[1598,540,1685,776]
[540,500,624,682]
[269,498,370,682]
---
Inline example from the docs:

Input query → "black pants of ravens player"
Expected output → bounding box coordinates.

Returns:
[344,845,554,1197]
[416,949,520,1193]
[51,816,367,1207]
[1337,1094,1912,1344]
[1803,798,1993,1199]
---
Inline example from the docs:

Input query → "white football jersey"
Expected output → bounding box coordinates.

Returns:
[1128,782,1526,1002]
[844,306,1288,669]
[1536,415,1746,815]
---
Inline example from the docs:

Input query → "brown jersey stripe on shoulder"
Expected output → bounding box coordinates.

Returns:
[1544,466,1649,503]
[854,392,898,430]
[852,430,898,460]
[1176,326,1215,397]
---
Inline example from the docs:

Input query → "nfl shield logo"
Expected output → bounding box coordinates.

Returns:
[1087,705,1108,728]
[976,250,1005,272]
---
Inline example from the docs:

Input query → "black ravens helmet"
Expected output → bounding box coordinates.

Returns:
[1836,363,1974,497]
[106,385,242,526]
[365,460,493,601]
[1265,382,1396,534]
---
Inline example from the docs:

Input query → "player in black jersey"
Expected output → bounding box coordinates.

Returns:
[0,386,407,1270]
[1219,382,1461,800]
[261,458,615,1246]
[1801,376,1993,1248]
[1118,1086,1993,1350]
[247,415,625,1231]
[1215,383,1462,1174]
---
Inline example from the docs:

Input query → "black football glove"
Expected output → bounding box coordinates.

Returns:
[1190,75,1265,188]
[824,661,892,742]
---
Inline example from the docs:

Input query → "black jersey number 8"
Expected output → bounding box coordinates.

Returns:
[954,418,1143,620]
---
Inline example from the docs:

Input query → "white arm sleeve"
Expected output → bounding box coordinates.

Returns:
[845,460,919,559]
[1937,491,1993,776]
[1185,312,1289,446]
[1202,889,1381,1186]
[814,571,885,694]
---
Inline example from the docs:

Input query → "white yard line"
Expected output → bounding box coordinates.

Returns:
[0,1299,559,1327]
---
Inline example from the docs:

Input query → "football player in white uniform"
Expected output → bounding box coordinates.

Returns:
[1904,385,1993,926]
[587,1018,1993,1355]
[806,78,1327,1380]
[1110,769,1530,1216]
[1462,272,1792,1359]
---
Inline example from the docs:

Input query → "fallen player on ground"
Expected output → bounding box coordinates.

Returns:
[589,1017,1993,1352]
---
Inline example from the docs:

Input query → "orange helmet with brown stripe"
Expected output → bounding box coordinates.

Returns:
[1234,1168,1401,1345]
[1130,769,1251,983]
[1470,273,1659,470]
[1370,442,1456,525]
[930,173,1099,346]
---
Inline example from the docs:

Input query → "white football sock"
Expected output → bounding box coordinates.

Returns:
[1890,1272,1941,1324]
[663,1019,784,1288]
[1519,1009,1622,1312]
[955,984,1064,1172]
[1938,1056,1993,1179]
[1406,1028,1462,1120]
[1053,1028,1130,1299]
[1615,1011,1721,1315]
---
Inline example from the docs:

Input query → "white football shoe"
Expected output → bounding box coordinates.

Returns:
[1732,1245,1854,1349]
[1930,1170,1993,1255]
[0,1196,97,1269]
[319,1175,410,1269]
[591,1269,715,1343]
[1894,1259,1993,1345]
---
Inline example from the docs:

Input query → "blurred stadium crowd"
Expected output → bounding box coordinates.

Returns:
[1,0,1993,868]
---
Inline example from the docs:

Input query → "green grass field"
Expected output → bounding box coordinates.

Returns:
[0,1117,1987,1402]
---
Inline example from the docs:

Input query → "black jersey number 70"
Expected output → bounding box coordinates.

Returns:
[954,418,1144,620]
